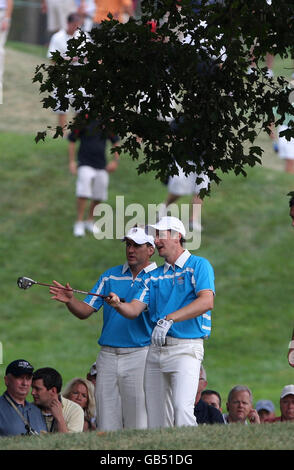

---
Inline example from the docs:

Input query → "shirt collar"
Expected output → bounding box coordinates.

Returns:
[122,261,157,275]
[163,249,191,273]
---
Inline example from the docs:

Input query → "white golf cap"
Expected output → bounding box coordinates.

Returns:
[123,227,155,248]
[149,216,186,237]
[280,384,294,399]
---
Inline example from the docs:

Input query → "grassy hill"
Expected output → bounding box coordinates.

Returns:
[0,43,294,450]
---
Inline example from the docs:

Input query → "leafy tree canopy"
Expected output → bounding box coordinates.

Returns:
[33,0,294,196]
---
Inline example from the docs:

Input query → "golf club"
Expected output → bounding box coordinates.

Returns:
[17,276,125,302]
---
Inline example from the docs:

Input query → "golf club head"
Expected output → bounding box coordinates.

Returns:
[17,277,36,290]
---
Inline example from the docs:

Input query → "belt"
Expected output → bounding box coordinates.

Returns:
[164,337,203,346]
[100,345,149,355]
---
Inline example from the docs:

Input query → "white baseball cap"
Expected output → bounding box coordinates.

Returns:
[280,385,294,399]
[123,227,155,248]
[149,216,186,237]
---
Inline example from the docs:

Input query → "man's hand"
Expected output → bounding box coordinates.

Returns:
[49,398,68,433]
[151,318,174,346]
[50,281,73,304]
[248,409,260,424]
[105,292,122,307]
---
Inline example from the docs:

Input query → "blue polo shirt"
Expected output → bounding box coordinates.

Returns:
[0,394,47,436]
[133,250,215,339]
[83,262,157,347]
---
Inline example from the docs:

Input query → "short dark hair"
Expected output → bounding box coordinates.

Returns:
[67,13,81,24]
[201,389,222,407]
[289,197,294,208]
[33,367,62,394]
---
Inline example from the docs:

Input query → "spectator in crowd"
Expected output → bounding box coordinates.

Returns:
[0,359,47,436]
[255,400,276,422]
[49,226,157,431]
[63,377,96,431]
[223,385,260,424]
[107,216,215,429]
[32,367,84,433]
[194,365,224,424]
[265,385,294,422]
[0,0,13,98]
[86,361,97,386]
[93,0,134,27]
[201,389,223,411]
[41,0,78,35]
[68,116,120,237]
[47,12,83,131]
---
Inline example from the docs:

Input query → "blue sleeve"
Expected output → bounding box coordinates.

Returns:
[83,276,106,311]
[194,258,215,295]
[132,276,150,305]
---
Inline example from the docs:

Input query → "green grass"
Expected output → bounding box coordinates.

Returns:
[1,43,294,450]
[0,421,293,450]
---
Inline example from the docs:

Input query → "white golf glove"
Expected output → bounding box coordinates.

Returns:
[151,317,174,346]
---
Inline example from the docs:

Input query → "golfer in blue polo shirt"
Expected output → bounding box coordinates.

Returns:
[107,216,215,428]
[49,227,157,431]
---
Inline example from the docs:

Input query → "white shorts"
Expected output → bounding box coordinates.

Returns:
[76,166,109,201]
[278,125,294,160]
[46,0,77,32]
[168,164,210,196]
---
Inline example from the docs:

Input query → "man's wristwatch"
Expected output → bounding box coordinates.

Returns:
[157,318,173,327]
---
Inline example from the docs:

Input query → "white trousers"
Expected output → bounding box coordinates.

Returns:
[144,338,204,428]
[95,346,148,431]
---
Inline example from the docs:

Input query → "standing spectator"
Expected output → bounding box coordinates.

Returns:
[0,0,13,101]
[223,385,260,424]
[264,385,294,422]
[48,227,157,431]
[32,367,84,433]
[194,365,224,424]
[68,117,120,237]
[269,112,294,174]
[287,192,294,367]
[0,359,47,436]
[42,0,78,35]
[201,389,223,411]
[75,0,96,32]
[157,162,210,232]
[93,0,134,26]
[47,12,83,132]
[107,216,215,428]
[255,400,276,422]
[63,377,96,431]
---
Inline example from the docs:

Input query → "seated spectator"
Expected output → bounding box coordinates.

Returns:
[0,359,47,436]
[194,365,224,425]
[63,377,96,431]
[86,362,97,386]
[223,385,260,424]
[265,385,294,423]
[201,389,223,412]
[32,367,84,433]
[255,400,276,422]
